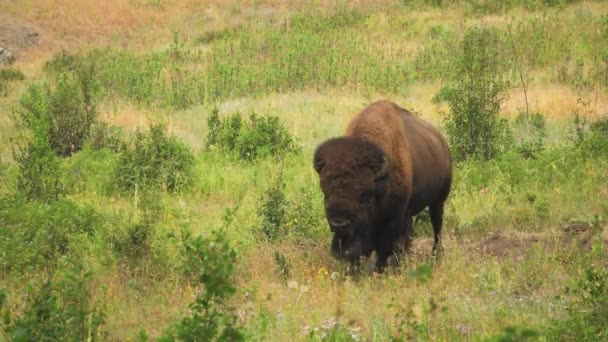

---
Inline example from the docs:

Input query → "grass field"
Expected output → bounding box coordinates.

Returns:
[1,1,608,341]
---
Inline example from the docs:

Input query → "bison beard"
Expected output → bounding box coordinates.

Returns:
[314,100,452,272]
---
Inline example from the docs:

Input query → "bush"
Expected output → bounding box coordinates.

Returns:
[18,62,100,157]
[258,178,288,242]
[546,218,608,340]
[0,197,101,275]
[434,26,512,161]
[285,186,327,242]
[206,108,242,151]
[44,50,79,74]
[109,189,165,262]
[14,117,63,202]
[514,111,547,159]
[114,122,194,193]
[238,112,299,160]
[305,318,362,341]
[206,108,299,160]
[85,121,125,152]
[0,67,25,96]
[0,67,25,81]
[160,228,245,341]
[256,178,326,243]
[0,258,105,341]
[590,116,608,139]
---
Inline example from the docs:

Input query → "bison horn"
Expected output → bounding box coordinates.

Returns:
[374,156,389,180]
[314,159,325,173]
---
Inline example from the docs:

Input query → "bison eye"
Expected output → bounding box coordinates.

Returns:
[361,190,373,202]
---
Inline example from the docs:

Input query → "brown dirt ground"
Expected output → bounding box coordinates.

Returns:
[475,222,608,260]
[0,16,54,64]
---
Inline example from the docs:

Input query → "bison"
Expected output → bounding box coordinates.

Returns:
[313,100,452,271]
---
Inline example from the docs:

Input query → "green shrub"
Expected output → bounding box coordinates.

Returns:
[14,84,63,202]
[273,251,291,279]
[18,63,100,157]
[85,121,125,152]
[44,50,79,74]
[160,228,245,341]
[0,67,25,81]
[283,185,328,243]
[593,14,608,88]
[0,197,101,275]
[546,218,608,340]
[258,178,288,241]
[514,111,547,159]
[0,67,25,96]
[206,108,243,151]
[206,108,299,160]
[0,258,105,341]
[114,122,194,193]
[414,27,457,80]
[238,112,299,160]
[14,117,63,202]
[305,318,362,341]
[109,190,165,262]
[434,26,512,161]
[590,116,608,139]
[484,326,540,341]
[254,176,327,244]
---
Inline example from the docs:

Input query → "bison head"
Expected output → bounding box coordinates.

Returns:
[313,137,390,264]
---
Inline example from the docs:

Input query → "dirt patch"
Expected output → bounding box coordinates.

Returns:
[476,233,540,259]
[474,222,608,260]
[0,16,44,61]
[562,221,608,250]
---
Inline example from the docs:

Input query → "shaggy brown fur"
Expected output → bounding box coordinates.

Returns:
[314,100,452,270]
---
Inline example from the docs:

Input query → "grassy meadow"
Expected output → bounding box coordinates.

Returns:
[1,0,608,341]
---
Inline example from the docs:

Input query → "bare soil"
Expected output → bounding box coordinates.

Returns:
[476,233,541,259]
[0,16,45,62]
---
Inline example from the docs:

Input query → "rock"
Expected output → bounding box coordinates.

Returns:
[0,47,15,65]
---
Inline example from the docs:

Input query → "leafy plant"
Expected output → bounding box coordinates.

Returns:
[547,216,607,340]
[206,108,299,160]
[237,112,299,160]
[14,116,63,202]
[0,197,100,275]
[85,121,125,152]
[114,122,194,193]
[18,62,100,157]
[514,111,547,159]
[434,26,512,161]
[110,189,165,262]
[160,228,244,341]
[305,318,362,342]
[0,67,25,96]
[0,258,105,341]
[484,326,540,341]
[258,177,288,241]
[273,251,291,279]
[589,116,608,139]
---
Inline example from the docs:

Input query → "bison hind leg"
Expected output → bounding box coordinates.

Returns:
[429,201,445,257]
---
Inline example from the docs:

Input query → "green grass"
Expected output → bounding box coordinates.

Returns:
[32,3,608,112]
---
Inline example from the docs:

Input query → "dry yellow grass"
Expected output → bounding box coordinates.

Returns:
[504,85,608,122]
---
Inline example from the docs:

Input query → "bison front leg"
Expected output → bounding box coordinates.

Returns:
[375,208,413,272]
